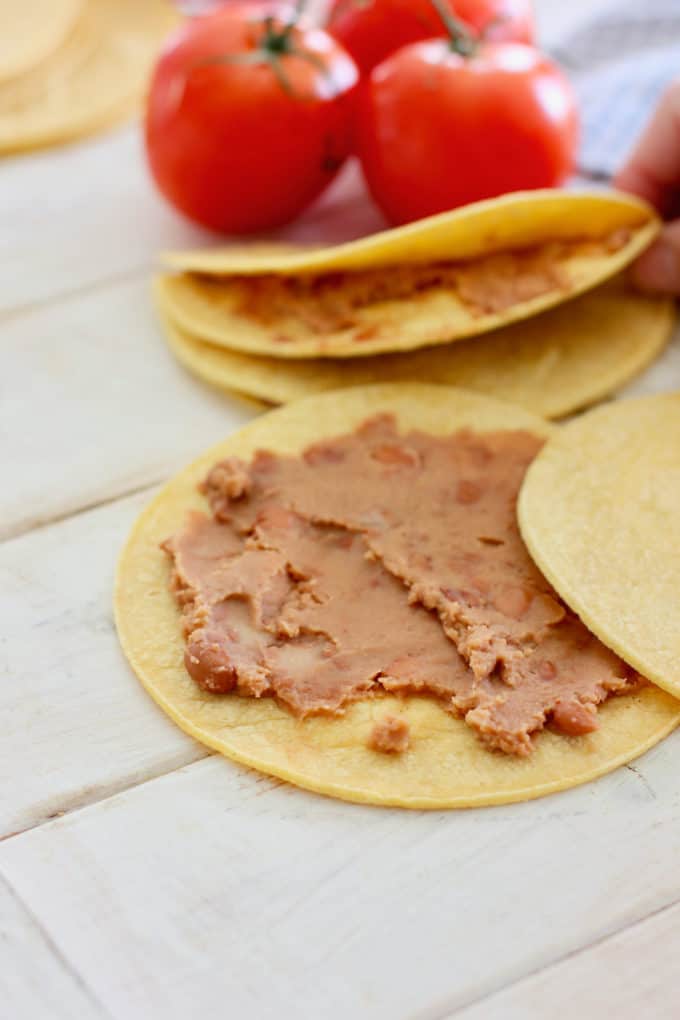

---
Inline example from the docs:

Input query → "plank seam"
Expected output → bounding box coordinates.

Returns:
[0,477,165,545]
[0,262,152,328]
[0,870,115,1019]
[417,893,680,1020]
[0,751,215,845]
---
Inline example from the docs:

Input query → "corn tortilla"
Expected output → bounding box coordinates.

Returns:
[164,191,656,275]
[157,190,658,359]
[0,0,179,154]
[156,278,674,419]
[0,0,82,83]
[115,385,680,808]
[519,393,680,701]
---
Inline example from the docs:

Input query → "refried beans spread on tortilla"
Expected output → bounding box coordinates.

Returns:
[162,415,641,756]
[227,232,631,337]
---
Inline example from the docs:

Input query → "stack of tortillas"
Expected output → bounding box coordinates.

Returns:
[155,188,675,419]
[0,0,179,153]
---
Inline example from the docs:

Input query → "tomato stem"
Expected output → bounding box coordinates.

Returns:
[428,0,477,56]
[261,0,310,54]
[195,0,325,97]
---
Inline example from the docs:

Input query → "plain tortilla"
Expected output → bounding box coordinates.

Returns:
[115,384,680,809]
[519,393,680,700]
[0,0,179,154]
[164,190,657,275]
[156,277,674,419]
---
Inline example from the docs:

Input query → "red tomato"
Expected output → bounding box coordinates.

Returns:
[145,4,359,233]
[358,41,578,225]
[328,0,534,74]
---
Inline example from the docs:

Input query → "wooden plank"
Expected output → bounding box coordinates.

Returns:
[2,733,680,1020]
[452,899,680,1020]
[0,276,258,539]
[0,488,209,838]
[0,124,204,315]
[0,873,105,1020]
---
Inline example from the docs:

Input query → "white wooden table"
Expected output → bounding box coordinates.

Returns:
[3,3,680,1017]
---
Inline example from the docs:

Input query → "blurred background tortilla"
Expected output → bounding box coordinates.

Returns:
[0,0,179,153]
[0,0,82,83]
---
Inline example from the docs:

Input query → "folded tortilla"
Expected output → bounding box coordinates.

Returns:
[115,385,680,808]
[0,0,179,153]
[156,277,674,418]
[158,190,659,359]
[519,393,680,700]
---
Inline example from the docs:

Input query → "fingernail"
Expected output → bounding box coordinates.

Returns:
[631,240,680,294]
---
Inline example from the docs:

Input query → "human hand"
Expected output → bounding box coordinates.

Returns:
[614,81,680,295]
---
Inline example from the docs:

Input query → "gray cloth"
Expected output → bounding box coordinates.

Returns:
[551,0,680,177]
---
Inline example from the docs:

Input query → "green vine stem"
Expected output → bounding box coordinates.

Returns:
[197,0,327,97]
[428,0,478,57]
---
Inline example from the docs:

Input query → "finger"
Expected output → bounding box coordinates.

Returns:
[614,80,680,217]
[629,219,680,295]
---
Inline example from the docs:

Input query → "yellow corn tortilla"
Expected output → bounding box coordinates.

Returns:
[0,0,82,83]
[158,190,658,359]
[0,0,179,154]
[519,393,680,702]
[115,384,680,808]
[164,191,657,275]
[156,278,674,419]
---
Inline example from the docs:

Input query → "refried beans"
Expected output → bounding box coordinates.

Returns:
[163,415,641,756]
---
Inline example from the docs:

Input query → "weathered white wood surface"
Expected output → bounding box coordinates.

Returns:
[4,1,679,1017]
[453,898,680,1019]
[0,126,207,316]
[0,489,209,838]
[1,734,680,1020]
[0,277,258,540]
[0,874,104,1020]
[1,735,680,1020]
